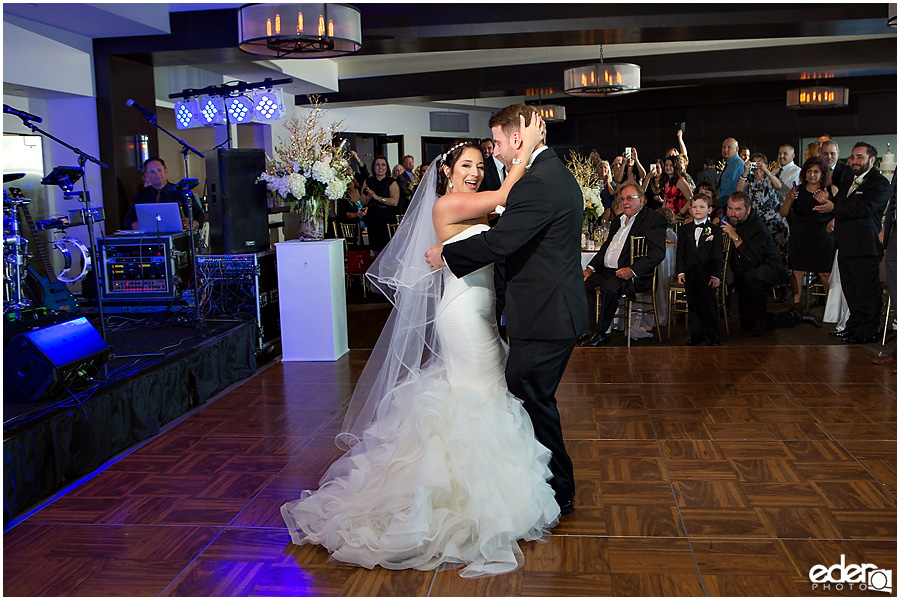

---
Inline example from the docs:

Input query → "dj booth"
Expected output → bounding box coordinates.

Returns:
[93,233,279,354]
[98,232,193,302]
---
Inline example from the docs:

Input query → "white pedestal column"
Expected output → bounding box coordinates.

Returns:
[275,239,349,361]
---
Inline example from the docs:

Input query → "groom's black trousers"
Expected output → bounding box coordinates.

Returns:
[506,336,578,505]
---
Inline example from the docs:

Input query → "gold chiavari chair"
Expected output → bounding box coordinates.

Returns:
[595,236,661,347]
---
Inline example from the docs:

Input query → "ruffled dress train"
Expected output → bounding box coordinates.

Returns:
[281,225,560,577]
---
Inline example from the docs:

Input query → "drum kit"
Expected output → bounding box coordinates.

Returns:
[3,172,93,320]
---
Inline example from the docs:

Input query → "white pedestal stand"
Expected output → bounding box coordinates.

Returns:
[275,239,349,361]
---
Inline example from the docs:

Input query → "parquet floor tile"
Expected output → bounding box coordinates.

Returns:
[6,345,895,596]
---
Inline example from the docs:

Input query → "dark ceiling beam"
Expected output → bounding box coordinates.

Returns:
[92,3,894,59]
[297,38,897,106]
[355,3,894,54]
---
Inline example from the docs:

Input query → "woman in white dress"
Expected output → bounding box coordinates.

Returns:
[281,116,560,578]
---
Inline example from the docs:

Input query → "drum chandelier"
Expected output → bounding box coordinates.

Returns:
[564,45,640,97]
[238,3,362,58]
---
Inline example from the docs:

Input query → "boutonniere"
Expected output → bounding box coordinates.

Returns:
[702,226,712,238]
[854,175,866,187]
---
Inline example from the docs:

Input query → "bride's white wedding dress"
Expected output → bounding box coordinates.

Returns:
[281,224,560,578]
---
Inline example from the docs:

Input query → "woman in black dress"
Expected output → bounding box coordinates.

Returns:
[779,156,838,306]
[361,155,400,253]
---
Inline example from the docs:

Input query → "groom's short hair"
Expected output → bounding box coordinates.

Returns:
[489,103,538,137]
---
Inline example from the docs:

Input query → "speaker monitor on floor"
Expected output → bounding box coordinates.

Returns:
[206,148,270,255]
[4,317,109,403]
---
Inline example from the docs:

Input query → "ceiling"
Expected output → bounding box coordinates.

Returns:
[4,3,897,110]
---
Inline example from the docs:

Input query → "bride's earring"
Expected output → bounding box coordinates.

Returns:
[449,181,454,189]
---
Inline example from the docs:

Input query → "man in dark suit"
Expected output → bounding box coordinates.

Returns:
[579,184,667,347]
[480,138,503,192]
[820,140,851,190]
[676,194,724,346]
[425,104,589,516]
[814,142,892,344]
[721,191,786,336]
[875,172,896,368]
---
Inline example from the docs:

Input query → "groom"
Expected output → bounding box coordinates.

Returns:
[425,104,589,516]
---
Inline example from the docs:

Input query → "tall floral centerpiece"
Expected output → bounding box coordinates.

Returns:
[258,98,352,241]
[566,151,603,248]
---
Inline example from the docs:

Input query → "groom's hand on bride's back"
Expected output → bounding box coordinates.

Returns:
[425,244,446,270]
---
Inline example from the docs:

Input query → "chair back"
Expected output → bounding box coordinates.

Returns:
[629,236,648,262]
[387,223,398,238]
[720,235,732,280]
[339,222,362,245]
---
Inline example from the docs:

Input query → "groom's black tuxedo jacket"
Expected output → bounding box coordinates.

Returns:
[676,220,724,283]
[442,148,590,340]
[832,169,891,258]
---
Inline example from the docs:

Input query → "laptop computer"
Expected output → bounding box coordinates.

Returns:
[135,202,184,234]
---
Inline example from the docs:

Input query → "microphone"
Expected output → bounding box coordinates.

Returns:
[3,104,42,123]
[125,99,155,120]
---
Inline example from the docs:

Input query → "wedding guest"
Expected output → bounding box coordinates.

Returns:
[614,147,646,189]
[580,184,667,346]
[676,153,696,190]
[661,155,693,219]
[738,152,789,275]
[596,160,617,211]
[361,155,400,253]
[813,142,892,344]
[694,180,722,223]
[779,156,837,307]
[717,138,743,201]
[642,159,664,210]
[720,192,786,336]
[695,157,718,187]
[875,173,897,369]
[676,194,723,346]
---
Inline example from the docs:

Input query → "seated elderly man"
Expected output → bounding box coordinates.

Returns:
[579,184,667,346]
[720,191,787,336]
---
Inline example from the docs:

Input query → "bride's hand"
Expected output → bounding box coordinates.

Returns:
[520,113,545,155]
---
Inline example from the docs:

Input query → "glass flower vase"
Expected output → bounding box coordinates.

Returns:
[297,197,326,241]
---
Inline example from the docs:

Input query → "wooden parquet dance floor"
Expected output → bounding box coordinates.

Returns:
[4,344,896,596]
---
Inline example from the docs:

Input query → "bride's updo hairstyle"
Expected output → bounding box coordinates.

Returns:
[436,139,481,195]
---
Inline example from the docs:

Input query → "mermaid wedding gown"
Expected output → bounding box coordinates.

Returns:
[281,224,560,578]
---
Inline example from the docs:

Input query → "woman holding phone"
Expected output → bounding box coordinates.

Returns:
[738,152,789,275]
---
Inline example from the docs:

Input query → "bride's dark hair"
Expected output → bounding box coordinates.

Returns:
[436,139,481,195]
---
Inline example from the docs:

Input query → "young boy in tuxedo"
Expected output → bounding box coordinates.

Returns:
[676,194,724,346]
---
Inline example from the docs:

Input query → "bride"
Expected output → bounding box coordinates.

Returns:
[281,116,557,578]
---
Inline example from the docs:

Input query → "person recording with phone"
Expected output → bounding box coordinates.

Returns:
[737,152,789,280]
[613,147,646,189]
[123,157,204,231]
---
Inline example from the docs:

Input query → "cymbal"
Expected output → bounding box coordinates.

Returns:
[4,173,25,183]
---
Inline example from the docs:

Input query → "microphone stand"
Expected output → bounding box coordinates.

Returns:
[132,106,206,336]
[16,116,111,349]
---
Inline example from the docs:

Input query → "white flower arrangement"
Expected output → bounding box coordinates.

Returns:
[258,97,352,227]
